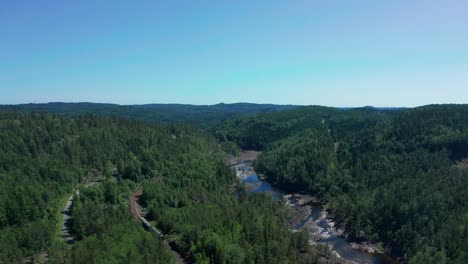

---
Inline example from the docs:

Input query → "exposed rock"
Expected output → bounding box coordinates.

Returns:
[350,242,384,254]
[228,150,260,165]
[317,257,328,264]
[454,157,468,170]
[292,193,322,205]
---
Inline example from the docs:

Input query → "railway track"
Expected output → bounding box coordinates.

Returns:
[130,188,186,264]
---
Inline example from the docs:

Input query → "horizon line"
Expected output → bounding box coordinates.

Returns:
[2,101,466,109]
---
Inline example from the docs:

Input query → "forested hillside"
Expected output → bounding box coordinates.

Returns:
[0,111,317,263]
[0,102,298,125]
[216,105,468,263]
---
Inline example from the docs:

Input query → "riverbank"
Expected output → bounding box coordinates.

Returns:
[231,151,398,264]
[284,193,383,254]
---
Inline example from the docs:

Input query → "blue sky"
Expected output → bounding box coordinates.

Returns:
[1,0,467,106]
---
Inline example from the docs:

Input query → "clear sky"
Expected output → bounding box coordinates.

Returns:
[1,0,467,106]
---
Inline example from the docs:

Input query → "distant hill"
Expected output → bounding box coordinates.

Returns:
[0,102,300,124]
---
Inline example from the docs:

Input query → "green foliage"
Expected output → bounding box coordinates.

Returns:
[137,138,315,263]
[0,111,315,263]
[0,112,211,262]
[217,104,468,263]
[142,185,313,264]
[52,183,174,264]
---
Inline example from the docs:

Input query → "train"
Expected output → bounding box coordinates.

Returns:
[140,217,164,239]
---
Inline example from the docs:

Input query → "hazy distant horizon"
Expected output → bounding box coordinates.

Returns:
[0,99,466,108]
[4,101,463,109]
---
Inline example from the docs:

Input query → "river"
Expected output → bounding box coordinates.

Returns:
[231,152,398,264]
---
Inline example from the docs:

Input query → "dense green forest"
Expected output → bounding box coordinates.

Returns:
[0,111,318,263]
[57,183,174,264]
[140,173,312,263]
[2,104,467,263]
[216,105,468,263]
